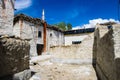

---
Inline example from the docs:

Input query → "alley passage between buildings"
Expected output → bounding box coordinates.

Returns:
[30,33,98,80]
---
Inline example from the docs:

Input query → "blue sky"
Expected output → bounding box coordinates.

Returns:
[15,0,119,28]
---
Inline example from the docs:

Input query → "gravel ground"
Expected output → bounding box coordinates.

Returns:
[30,61,97,80]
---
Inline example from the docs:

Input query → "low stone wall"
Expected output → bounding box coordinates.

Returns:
[93,24,120,80]
[0,36,30,77]
[49,33,94,60]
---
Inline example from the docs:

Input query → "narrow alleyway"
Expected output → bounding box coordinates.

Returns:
[29,33,98,80]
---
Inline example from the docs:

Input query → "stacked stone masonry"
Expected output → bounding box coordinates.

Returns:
[93,24,120,80]
[0,0,14,35]
[0,36,30,77]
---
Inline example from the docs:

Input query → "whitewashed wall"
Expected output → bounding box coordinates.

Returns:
[13,20,43,57]
[65,34,89,45]
[13,21,35,39]
[13,19,65,54]
[47,28,64,51]
[59,31,65,45]
[13,22,20,37]
[0,0,14,35]
[24,21,38,57]
[37,26,43,44]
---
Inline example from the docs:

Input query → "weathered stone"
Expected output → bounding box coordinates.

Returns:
[0,0,14,35]
[0,69,32,80]
[0,37,30,77]
[13,70,32,80]
[93,24,120,80]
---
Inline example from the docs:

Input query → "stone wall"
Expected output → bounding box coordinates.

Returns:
[93,24,120,80]
[0,36,30,77]
[113,24,120,80]
[0,0,14,35]
[49,33,94,60]
[47,28,64,51]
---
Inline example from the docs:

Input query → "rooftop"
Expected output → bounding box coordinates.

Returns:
[14,14,42,25]
[64,28,95,35]
[14,14,63,32]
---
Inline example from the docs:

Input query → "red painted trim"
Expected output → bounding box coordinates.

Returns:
[43,21,47,52]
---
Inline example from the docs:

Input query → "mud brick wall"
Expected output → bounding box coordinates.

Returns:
[93,24,120,80]
[0,37,30,77]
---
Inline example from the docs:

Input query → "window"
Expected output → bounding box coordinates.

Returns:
[50,33,52,37]
[72,41,81,44]
[38,31,42,37]
[107,26,112,29]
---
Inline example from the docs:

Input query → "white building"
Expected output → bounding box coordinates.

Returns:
[64,28,95,45]
[13,14,64,56]
[47,25,64,51]
[13,14,43,56]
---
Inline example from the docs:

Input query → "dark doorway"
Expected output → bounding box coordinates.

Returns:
[37,44,44,55]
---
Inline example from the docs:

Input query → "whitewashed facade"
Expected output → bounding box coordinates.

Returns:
[65,34,88,45]
[13,14,43,56]
[13,14,64,56]
[47,26,64,51]
[64,28,95,45]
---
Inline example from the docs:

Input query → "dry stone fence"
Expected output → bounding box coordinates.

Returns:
[0,36,31,80]
[0,36,30,77]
